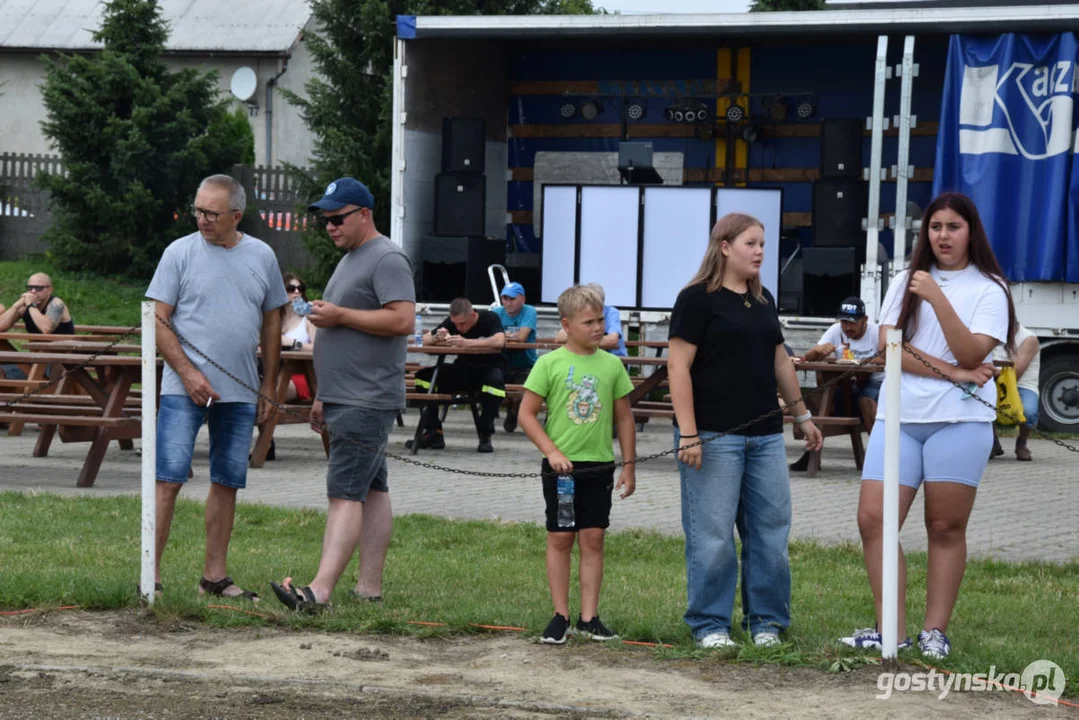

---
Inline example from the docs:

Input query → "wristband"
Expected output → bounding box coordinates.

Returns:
[793,411,812,424]
[679,433,699,439]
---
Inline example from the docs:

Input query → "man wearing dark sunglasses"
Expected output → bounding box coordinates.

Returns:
[0,272,75,335]
[270,177,416,613]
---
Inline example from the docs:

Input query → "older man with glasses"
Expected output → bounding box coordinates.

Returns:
[270,177,416,613]
[145,173,288,602]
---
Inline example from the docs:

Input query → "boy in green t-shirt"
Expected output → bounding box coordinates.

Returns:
[519,285,637,644]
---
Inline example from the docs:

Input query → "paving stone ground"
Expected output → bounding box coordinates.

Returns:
[2,410,1075,563]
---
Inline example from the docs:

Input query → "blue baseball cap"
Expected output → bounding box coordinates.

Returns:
[308,177,374,212]
[500,282,526,298]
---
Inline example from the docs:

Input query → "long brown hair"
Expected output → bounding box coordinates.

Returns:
[685,212,766,302]
[281,273,307,318]
[896,192,1016,355]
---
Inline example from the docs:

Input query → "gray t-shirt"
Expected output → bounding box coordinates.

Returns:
[146,232,287,403]
[314,235,415,410]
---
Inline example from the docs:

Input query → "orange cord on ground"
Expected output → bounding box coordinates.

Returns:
[907,658,1078,709]
[0,605,79,617]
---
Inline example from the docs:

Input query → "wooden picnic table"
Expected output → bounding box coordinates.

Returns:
[0,350,152,487]
[249,349,324,468]
[788,358,883,477]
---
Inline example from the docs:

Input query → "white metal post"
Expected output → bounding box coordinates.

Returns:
[862,35,889,322]
[140,301,157,605]
[881,327,903,659]
[891,35,917,274]
[389,37,408,250]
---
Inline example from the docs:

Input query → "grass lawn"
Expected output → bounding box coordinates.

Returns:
[0,258,146,328]
[1,492,1075,690]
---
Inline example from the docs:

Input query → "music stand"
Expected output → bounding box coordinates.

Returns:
[617,142,663,185]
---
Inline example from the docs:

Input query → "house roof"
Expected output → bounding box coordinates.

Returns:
[0,0,311,54]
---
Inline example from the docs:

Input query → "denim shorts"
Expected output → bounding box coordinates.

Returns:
[862,421,993,489]
[324,403,399,502]
[1017,387,1040,428]
[857,376,884,402]
[156,395,256,489]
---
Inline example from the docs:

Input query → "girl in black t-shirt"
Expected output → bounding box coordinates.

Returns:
[668,212,822,649]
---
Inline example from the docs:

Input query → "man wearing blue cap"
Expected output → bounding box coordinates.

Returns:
[492,281,538,433]
[271,177,416,613]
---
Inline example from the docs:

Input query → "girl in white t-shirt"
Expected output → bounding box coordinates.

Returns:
[839,192,1016,660]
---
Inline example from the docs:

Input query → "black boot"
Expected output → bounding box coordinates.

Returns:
[789,452,810,472]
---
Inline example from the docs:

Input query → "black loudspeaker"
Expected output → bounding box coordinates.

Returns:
[418,236,506,303]
[801,247,859,317]
[820,118,863,178]
[434,174,486,237]
[813,178,868,260]
[442,117,486,174]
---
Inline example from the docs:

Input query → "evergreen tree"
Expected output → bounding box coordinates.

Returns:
[284,0,599,284]
[37,0,253,277]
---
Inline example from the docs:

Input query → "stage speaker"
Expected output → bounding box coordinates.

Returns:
[801,246,859,317]
[813,177,868,260]
[435,173,486,237]
[820,118,863,178]
[442,117,486,174]
[419,236,506,303]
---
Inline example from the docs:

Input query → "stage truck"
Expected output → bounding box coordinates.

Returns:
[390,6,1079,432]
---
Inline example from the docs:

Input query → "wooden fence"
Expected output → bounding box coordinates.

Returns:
[0,153,314,269]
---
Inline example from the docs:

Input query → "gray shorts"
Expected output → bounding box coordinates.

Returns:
[323,403,399,502]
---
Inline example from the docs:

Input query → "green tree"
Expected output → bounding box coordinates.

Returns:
[751,0,826,10]
[37,0,252,277]
[284,0,599,285]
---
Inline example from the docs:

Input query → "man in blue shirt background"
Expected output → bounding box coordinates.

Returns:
[492,281,537,433]
[555,282,627,357]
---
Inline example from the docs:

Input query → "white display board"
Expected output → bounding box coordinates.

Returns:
[577,186,640,309]
[540,185,578,304]
[714,188,783,300]
[641,187,712,308]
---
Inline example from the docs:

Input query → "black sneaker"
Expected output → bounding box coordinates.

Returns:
[541,613,571,645]
[405,431,445,450]
[576,615,618,641]
[503,408,518,433]
[477,435,493,453]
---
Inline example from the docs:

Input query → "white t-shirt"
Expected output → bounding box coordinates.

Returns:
[993,324,1040,395]
[877,266,1009,423]
[818,321,885,383]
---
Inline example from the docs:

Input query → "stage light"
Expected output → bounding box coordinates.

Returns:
[725,104,745,124]
[796,99,816,119]
[626,101,645,121]
[742,125,758,143]
[695,103,710,123]
[581,100,602,120]
[560,101,577,119]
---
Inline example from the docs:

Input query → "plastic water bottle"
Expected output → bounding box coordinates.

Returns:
[414,313,424,346]
[556,475,575,528]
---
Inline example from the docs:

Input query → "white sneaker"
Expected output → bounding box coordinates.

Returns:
[753,631,781,647]
[697,631,737,649]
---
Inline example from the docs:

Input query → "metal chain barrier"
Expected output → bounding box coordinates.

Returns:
[902,345,1079,454]
[0,324,142,411]
[156,314,886,479]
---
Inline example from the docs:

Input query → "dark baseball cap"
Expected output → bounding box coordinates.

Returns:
[308,177,374,212]
[837,296,866,320]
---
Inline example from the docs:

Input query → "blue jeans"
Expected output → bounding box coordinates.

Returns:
[1018,387,1040,428]
[676,429,792,638]
[157,395,256,489]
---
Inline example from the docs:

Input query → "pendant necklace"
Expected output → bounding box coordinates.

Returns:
[740,291,751,308]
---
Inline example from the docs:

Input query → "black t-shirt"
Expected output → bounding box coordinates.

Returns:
[437,309,506,368]
[668,283,785,435]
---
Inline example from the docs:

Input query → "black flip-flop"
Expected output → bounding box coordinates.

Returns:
[270,581,328,614]
[347,589,383,604]
[199,575,259,603]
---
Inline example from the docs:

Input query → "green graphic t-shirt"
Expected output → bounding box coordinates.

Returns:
[523,346,634,462]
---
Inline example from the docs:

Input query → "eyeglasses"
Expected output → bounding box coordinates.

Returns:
[191,206,237,223]
[322,207,364,227]
[26,284,50,291]
[286,284,305,293]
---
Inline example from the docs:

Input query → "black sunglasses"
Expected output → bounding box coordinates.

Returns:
[322,207,364,227]
[26,284,50,291]
[286,283,305,293]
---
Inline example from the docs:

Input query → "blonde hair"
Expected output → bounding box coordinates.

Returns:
[686,212,765,302]
[557,285,604,320]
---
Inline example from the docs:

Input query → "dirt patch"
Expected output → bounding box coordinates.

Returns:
[0,610,1058,718]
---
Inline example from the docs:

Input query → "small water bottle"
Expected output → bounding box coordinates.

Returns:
[414,313,424,346]
[556,475,575,528]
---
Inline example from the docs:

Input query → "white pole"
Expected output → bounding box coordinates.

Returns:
[140,301,157,605]
[881,328,903,659]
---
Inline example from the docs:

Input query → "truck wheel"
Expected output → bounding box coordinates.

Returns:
[1039,352,1079,433]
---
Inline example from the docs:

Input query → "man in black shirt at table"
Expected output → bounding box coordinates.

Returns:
[411,298,506,453]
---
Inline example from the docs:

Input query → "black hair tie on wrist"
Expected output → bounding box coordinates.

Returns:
[680,433,699,439]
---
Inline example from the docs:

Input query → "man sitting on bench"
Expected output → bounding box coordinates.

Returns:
[411,298,506,453]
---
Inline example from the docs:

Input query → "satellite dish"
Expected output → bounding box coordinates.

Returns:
[230,67,258,102]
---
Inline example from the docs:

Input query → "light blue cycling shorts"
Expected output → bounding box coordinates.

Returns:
[862,421,993,489]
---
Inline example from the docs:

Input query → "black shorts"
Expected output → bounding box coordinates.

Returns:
[541,459,615,533]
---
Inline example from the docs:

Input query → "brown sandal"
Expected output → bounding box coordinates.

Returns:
[199,576,259,602]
